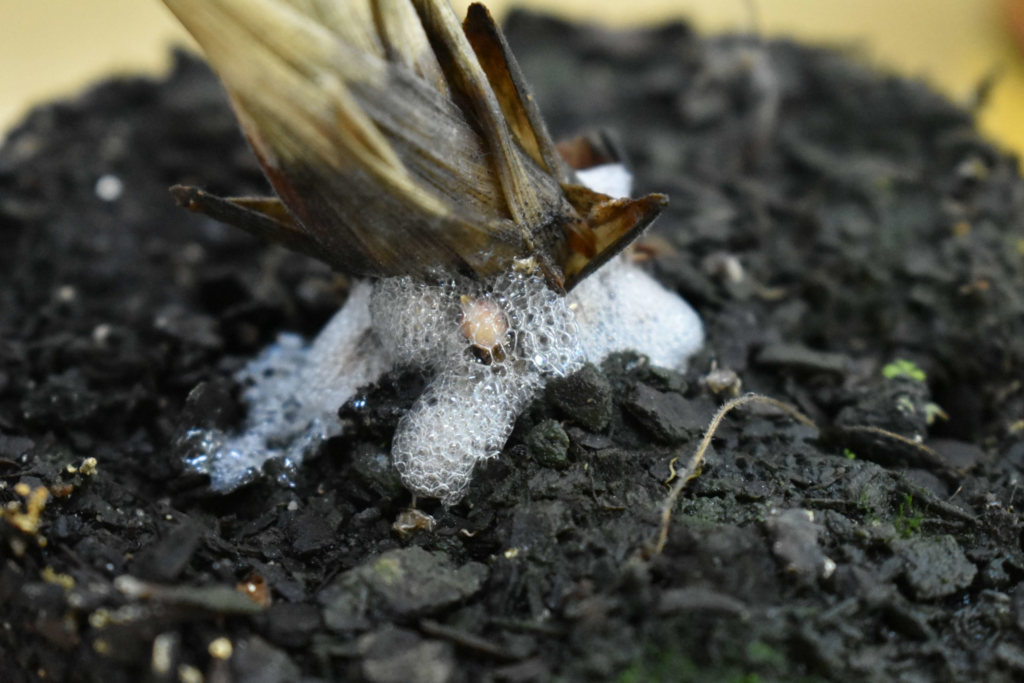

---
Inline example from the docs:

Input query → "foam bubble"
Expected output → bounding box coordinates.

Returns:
[372,268,583,504]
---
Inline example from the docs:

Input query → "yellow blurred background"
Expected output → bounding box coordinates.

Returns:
[3,0,1024,156]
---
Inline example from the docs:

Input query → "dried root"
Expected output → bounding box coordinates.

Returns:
[653,393,817,556]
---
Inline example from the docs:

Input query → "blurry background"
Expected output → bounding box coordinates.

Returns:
[3,0,1024,155]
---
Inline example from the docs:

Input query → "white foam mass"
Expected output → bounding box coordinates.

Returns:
[372,269,583,504]
[568,256,704,370]
[184,165,704,500]
[576,163,634,198]
[184,283,388,490]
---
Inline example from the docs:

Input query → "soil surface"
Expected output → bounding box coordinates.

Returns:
[2,11,1024,683]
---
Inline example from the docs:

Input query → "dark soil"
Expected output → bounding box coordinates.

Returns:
[2,11,1024,683]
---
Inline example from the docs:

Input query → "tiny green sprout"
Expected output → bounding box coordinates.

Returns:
[882,359,926,382]
[843,448,857,460]
[896,395,917,414]
[924,402,948,425]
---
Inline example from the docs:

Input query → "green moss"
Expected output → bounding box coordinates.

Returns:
[894,493,924,537]
[617,650,697,683]
[618,642,825,683]
[858,487,872,513]
[526,419,570,469]
[843,448,857,460]
[746,641,787,670]
[678,497,731,525]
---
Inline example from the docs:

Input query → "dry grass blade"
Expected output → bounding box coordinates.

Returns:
[412,0,567,235]
[653,394,817,556]
[161,0,674,292]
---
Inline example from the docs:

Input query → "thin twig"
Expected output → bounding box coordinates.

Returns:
[837,425,940,461]
[654,394,817,556]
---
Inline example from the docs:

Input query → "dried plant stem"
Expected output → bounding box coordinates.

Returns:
[654,394,817,556]
[837,425,940,460]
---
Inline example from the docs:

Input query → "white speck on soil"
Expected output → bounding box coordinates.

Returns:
[95,175,124,202]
